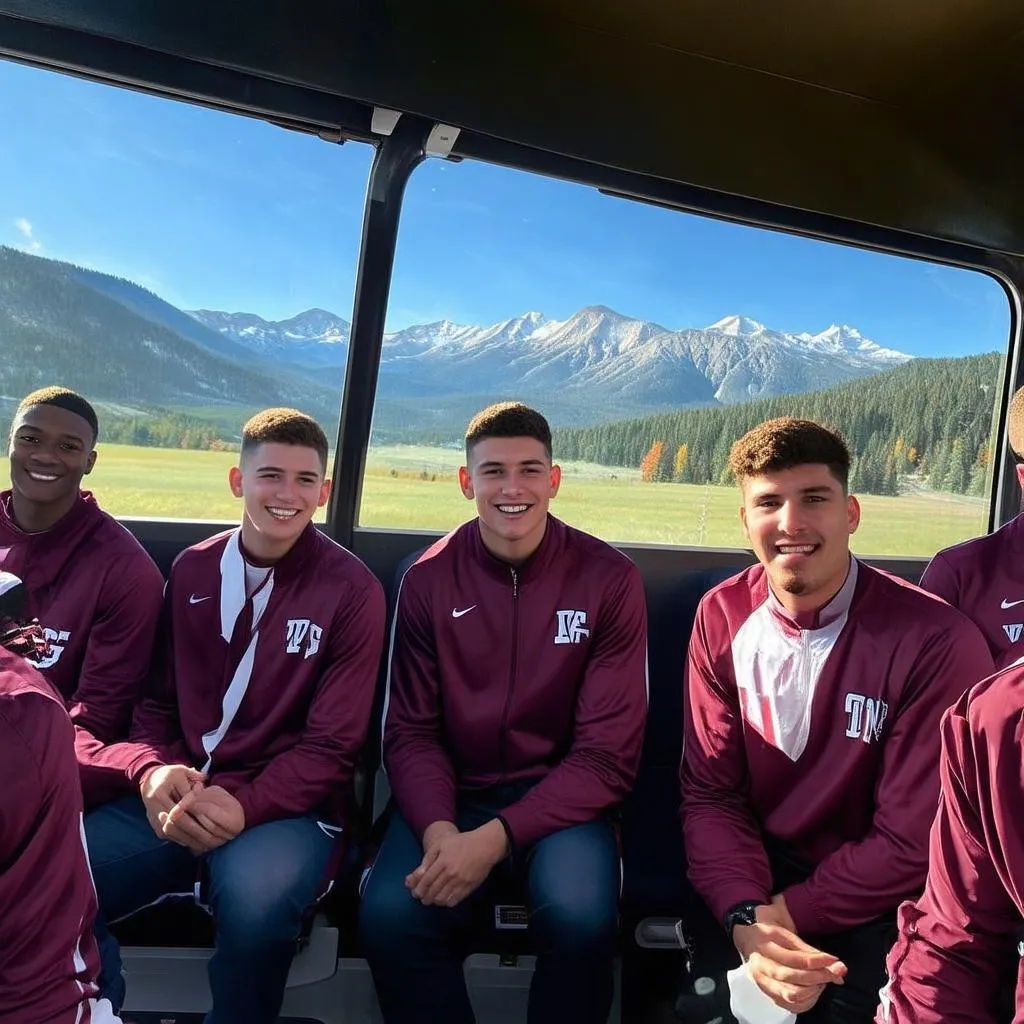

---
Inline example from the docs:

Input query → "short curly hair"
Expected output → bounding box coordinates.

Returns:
[15,386,98,444]
[240,407,328,473]
[729,416,851,490]
[465,401,552,461]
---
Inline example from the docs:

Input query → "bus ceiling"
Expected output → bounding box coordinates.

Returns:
[1,1,1024,259]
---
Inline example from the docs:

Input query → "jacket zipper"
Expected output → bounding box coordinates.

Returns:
[498,567,520,779]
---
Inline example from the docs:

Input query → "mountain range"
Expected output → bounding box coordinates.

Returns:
[185,301,910,431]
[0,245,911,439]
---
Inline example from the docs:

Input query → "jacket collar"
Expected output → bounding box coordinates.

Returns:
[0,489,101,541]
[468,513,566,585]
[0,491,105,595]
[229,520,319,586]
[767,555,859,633]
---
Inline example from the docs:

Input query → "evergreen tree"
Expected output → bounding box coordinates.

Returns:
[555,352,1002,496]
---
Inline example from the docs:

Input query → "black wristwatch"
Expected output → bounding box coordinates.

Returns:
[723,900,764,936]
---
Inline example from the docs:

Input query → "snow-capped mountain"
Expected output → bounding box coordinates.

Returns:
[190,302,910,411]
[707,315,768,338]
[797,323,908,365]
[188,308,351,365]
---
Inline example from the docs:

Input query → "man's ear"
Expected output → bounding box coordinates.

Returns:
[318,478,331,508]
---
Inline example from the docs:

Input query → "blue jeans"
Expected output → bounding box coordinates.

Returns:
[359,785,620,1024]
[85,795,336,1024]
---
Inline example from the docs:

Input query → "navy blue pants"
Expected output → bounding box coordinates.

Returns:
[85,795,335,1024]
[359,785,620,1024]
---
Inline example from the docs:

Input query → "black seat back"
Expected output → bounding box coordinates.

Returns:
[620,566,736,923]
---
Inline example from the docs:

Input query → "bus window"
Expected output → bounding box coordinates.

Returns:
[359,157,1010,557]
[0,59,372,521]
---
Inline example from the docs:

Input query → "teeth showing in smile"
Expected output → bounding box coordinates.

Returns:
[267,507,299,520]
[497,504,529,514]
[26,470,59,482]
[778,544,816,554]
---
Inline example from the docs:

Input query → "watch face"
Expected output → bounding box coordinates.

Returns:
[726,902,761,931]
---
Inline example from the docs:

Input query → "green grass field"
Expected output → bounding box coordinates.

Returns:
[85,443,987,559]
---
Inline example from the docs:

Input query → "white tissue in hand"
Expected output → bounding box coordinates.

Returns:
[727,962,797,1024]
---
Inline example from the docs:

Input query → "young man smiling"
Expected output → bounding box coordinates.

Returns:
[680,417,992,1023]
[0,386,163,809]
[85,408,386,1024]
[360,401,649,1024]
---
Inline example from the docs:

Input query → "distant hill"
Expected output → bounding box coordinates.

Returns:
[555,352,1003,496]
[0,247,342,429]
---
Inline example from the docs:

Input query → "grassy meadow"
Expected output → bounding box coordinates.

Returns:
[83,443,988,559]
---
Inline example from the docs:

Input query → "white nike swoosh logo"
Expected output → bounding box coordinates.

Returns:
[1002,598,1024,609]
[451,605,477,618]
[189,594,212,605]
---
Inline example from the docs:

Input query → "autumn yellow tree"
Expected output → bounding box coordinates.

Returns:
[672,443,689,482]
[640,440,666,482]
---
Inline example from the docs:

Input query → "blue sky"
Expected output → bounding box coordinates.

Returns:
[0,58,1010,358]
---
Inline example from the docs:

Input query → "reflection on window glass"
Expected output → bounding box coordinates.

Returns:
[361,157,1009,557]
[0,59,372,520]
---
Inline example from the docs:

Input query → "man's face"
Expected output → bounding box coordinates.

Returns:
[9,403,96,509]
[229,442,330,554]
[458,436,560,561]
[740,462,860,609]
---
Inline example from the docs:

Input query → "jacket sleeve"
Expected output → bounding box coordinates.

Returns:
[783,618,994,935]
[382,568,460,842]
[498,562,649,850]
[878,691,1020,1024]
[69,553,164,801]
[680,597,774,923]
[230,576,386,829]
[918,552,960,607]
[88,573,193,787]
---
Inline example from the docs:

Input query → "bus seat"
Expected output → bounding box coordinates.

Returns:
[620,567,736,926]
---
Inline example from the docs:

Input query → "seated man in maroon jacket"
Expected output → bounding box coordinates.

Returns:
[680,417,993,1023]
[1,386,164,809]
[0,571,120,1024]
[83,408,387,1024]
[359,401,649,1024]
[919,383,1024,667]
[875,662,1024,1023]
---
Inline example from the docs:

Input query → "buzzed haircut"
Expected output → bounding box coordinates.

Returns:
[16,386,99,444]
[1008,385,1024,460]
[729,416,851,491]
[465,401,552,461]
[240,408,329,473]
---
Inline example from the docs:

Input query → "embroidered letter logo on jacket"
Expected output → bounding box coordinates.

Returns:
[1003,622,1023,643]
[36,627,71,669]
[844,692,888,743]
[285,618,323,660]
[554,609,590,645]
